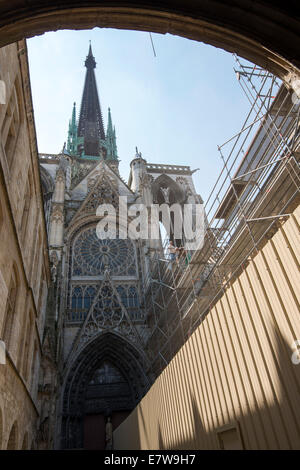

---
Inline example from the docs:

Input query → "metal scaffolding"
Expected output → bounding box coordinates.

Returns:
[144,57,300,378]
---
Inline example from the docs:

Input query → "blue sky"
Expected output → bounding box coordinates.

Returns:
[27,28,253,201]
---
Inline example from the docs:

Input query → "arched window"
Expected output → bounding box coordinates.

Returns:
[1,76,23,169]
[128,287,139,307]
[32,228,42,298]
[30,341,39,399]
[116,286,127,307]
[40,166,54,235]
[84,286,96,310]
[37,266,45,316]
[70,285,97,321]
[71,286,83,310]
[21,171,32,244]
[22,311,33,381]
[2,265,19,352]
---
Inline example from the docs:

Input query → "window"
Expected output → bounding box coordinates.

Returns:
[84,286,96,309]
[70,284,97,321]
[1,76,23,168]
[72,286,83,310]
[37,266,46,316]
[217,423,244,450]
[21,312,33,381]
[128,286,138,307]
[31,228,42,296]
[20,172,32,244]
[30,341,39,399]
[72,227,136,277]
[2,266,18,352]
[116,286,127,307]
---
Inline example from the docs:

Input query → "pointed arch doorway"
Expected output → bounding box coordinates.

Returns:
[61,332,150,449]
[83,361,133,450]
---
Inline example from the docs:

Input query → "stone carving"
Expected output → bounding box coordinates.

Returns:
[135,146,142,158]
[160,186,170,203]
[79,175,119,214]
[176,176,192,196]
[50,250,59,282]
[71,161,96,189]
[139,172,154,191]
[51,264,57,283]
[50,203,64,223]
[79,276,128,343]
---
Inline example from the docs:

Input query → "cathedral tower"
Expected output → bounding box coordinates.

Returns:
[39,45,201,450]
[67,44,118,165]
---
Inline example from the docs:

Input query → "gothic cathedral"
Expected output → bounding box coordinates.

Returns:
[39,44,201,449]
[1,36,300,451]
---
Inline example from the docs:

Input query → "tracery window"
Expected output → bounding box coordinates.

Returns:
[84,286,96,309]
[71,227,136,277]
[116,286,127,307]
[128,286,138,307]
[71,286,83,310]
[116,285,139,308]
[68,283,140,322]
[71,285,97,311]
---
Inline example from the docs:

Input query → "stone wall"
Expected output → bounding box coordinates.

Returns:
[0,41,51,449]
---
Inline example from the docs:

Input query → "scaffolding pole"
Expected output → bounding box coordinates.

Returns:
[144,58,300,378]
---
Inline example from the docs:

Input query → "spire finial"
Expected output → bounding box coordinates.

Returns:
[67,102,78,154]
[77,45,105,157]
[135,146,142,158]
[85,42,96,68]
[106,107,118,161]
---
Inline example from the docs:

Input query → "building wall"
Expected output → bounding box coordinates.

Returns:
[114,203,300,450]
[0,41,50,449]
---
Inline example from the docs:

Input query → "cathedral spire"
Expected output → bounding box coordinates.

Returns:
[77,43,106,157]
[67,102,78,155]
[106,107,118,161]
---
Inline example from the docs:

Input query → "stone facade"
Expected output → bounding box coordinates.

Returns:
[39,141,201,450]
[0,41,52,449]
[34,44,203,449]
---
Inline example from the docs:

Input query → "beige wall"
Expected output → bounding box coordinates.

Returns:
[114,204,300,450]
[0,41,50,449]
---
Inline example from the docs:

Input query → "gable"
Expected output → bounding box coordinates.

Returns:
[71,160,133,201]
[69,161,134,225]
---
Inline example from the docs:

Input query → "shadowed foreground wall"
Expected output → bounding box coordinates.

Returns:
[114,204,300,450]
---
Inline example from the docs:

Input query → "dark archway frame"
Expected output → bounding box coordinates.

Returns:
[0,2,299,86]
